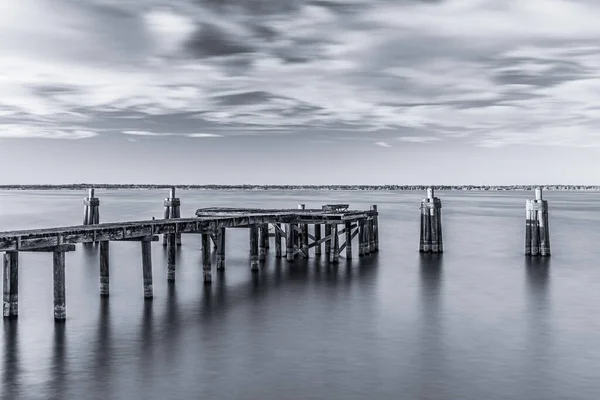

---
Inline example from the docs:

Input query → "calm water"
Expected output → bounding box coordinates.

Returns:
[2,189,600,400]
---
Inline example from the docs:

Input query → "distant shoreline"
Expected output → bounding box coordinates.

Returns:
[1,185,599,191]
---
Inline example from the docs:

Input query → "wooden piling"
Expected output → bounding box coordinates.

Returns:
[274,223,282,258]
[3,252,18,318]
[83,188,100,226]
[345,221,353,259]
[259,224,267,261]
[141,239,153,298]
[314,224,322,256]
[301,224,309,258]
[358,220,365,257]
[99,241,109,296]
[250,226,259,270]
[324,224,332,259]
[364,220,371,256]
[286,224,295,262]
[330,224,339,263]
[202,233,212,283]
[216,228,226,269]
[163,187,182,246]
[371,205,379,252]
[53,251,66,320]
[166,233,176,281]
[526,188,550,256]
[419,187,443,253]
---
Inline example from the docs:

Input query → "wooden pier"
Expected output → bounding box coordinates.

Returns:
[1,199,379,321]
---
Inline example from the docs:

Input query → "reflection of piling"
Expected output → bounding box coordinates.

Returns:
[83,188,100,226]
[525,188,551,256]
[419,187,443,253]
[162,187,182,246]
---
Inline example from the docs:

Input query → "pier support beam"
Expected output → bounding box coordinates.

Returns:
[314,224,322,256]
[259,224,267,261]
[371,205,379,252]
[324,224,332,260]
[141,238,153,298]
[53,251,66,320]
[419,187,443,253]
[274,223,282,258]
[301,224,309,258]
[358,220,366,257]
[202,233,212,283]
[330,224,339,264]
[286,224,295,262]
[163,187,182,246]
[3,251,18,318]
[166,233,176,281]
[345,221,353,259]
[83,188,100,226]
[216,228,226,270]
[250,226,259,271]
[99,241,109,296]
[526,188,551,256]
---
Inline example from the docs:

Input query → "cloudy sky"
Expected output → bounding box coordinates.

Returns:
[1,0,600,184]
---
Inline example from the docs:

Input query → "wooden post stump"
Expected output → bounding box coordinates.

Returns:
[314,224,322,256]
[163,187,182,246]
[250,226,259,271]
[419,187,443,253]
[141,239,153,298]
[526,188,551,256]
[3,251,18,318]
[216,228,226,270]
[202,233,212,283]
[83,188,100,227]
[99,241,109,296]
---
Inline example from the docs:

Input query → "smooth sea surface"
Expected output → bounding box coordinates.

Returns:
[2,189,600,400]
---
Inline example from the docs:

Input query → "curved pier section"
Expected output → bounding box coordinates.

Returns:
[419,187,443,253]
[525,188,551,256]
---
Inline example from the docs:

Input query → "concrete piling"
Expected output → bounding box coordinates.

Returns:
[3,251,18,318]
[163,187,182,246]
[83,188,100,226]
[99,241,109,296]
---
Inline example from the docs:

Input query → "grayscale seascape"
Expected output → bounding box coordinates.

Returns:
[2,189,600,400]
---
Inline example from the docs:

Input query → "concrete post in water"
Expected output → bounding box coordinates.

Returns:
[163,187,182,246]
[364,220,371,256]
[525,188,551,256]
[314,224,322,256]
[301,224,309,258]
[297,204,306,251]
[141,239,153,298]
[216,228,226,270]
[345,221,353,259]
[83,188,100,226]
[358,220,365,257]
[3,252,18,318]
[286,224,295,262]
[99,241,109,296]
[371,205,379,252]
[274,223,282,258]
[166,233,176,281]
[259,224,267,261]
[202,233,212,283]
[250,226,259,271]
[419,187,443,253]
[53,251,66,320]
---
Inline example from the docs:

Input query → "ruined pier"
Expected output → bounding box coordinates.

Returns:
[1,195,379,321]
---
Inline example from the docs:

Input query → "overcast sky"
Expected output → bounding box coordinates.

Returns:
[1,0,600,185]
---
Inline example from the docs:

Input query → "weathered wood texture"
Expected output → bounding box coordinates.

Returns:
[216,227,226,269]
[83,188,100,227]
[525,188,551,256]
[99,241,109,296]
[419,188,443,253]
[250,225,259,270]
[53,251,66,320]
[202,233,212,282]
[3,252,18,318]
[141,239,153,298]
